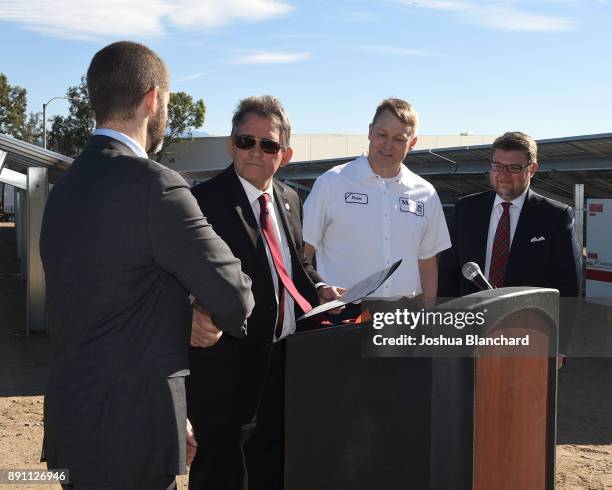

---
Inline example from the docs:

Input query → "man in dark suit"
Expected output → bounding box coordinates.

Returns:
[187,95,343,490]
[40,41,254,489]
[438,131,580,352]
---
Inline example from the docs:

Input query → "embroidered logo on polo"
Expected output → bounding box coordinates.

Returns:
[399,197,424,216]
[345,192,368,204]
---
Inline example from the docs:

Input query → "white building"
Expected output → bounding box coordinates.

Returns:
[161,133,497,183]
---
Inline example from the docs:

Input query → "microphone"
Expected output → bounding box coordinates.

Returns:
[462,262,494,291]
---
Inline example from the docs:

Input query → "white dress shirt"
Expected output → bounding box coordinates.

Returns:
[94,128,148,158]
[236,172,296,341]
[484,188,528,280]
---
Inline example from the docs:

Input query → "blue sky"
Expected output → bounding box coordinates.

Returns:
[1,0,610,139]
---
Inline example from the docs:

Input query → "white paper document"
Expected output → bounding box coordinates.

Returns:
[297,259,402,320]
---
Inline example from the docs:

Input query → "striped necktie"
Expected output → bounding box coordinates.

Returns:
[489,201,512,288]
[258,193,312,339]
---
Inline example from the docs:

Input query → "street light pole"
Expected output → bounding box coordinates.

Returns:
[42,96,82,149]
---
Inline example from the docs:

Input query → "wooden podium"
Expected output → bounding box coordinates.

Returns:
[285,287,559,490]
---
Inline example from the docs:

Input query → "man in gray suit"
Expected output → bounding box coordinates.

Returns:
[40,41,254,489]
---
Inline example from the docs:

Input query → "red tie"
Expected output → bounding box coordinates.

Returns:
[489,201,512,288]
[258,193,312,339]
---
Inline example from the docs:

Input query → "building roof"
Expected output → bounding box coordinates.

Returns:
[2,131,612,205]
[0,133,73,185]
[274,132,612,204]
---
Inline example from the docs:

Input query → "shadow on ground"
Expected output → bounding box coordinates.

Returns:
[557,358,612,445]
[558,301,612,445]
[1,225,50,397]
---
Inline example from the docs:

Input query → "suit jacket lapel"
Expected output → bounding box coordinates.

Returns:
[221,166,260,252]
[508,188,533,264]
[473,191,496,270]
[273,181,298,249]
[220,165,274,279]
[272,180,319,317]
[233,200,261,252]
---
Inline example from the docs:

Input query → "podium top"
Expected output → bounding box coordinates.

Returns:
[439,286,558,317]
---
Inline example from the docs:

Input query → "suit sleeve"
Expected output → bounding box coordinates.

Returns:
[551,206,581,298]
[437,200,461,298]
[552,206,581,353]
[147,169,254,335]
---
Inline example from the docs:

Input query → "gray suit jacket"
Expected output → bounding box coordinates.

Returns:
[40,135,254,485]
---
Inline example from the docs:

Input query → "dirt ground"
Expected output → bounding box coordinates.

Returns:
[1,222,612,489]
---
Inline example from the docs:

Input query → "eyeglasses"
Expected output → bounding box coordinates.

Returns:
[233,135,285,155]
[490,162,533,174]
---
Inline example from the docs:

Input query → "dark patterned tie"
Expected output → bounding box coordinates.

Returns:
[258,193,312,339]
[489,202,512,288]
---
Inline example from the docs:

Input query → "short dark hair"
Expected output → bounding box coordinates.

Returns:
[87,41,169,125]
[492,131,538,163]
[372,98,419,135]
[231,95,291,147]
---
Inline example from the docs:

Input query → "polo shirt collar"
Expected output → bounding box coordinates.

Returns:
[353,152,411,185]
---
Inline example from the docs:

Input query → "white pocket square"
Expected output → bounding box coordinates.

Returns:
[530,236,546,243]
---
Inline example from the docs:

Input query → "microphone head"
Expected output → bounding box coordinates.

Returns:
[462,262,481,281]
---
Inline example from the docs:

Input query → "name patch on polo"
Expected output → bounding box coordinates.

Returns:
[345,192,368,204]
[399,197,424,216]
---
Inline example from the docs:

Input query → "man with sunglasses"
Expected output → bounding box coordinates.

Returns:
[187,95,343,490]
[438,131,580,353]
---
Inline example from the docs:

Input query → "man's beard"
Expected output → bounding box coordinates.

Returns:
[147,105,166,155]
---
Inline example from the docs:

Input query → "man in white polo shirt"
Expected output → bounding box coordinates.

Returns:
[303,98,451,307]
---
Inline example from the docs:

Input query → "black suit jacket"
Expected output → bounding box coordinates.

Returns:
[438,188,580,350]
[40,136,253,484]
[187,164,323,446]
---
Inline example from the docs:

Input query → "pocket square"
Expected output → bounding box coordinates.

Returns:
[530,236,545,243]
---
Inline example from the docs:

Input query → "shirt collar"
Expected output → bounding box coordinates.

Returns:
[94,128,148,159]
[352,152,411,186]
[235,169,275,206]
[494,187,529,210]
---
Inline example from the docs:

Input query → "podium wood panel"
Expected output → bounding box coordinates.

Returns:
[473,310,554,490]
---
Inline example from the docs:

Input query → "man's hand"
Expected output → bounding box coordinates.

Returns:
[191,304,223,348]
[186,418,197,466]
[317,285,346,303]
[317,285,347,314]
[557,354,566,370]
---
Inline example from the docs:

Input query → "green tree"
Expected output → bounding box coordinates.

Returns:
[0,73,28,137]
[153,91,206,162]
[47,76,95,157]
[0,73,44,146]
[46,77,206,161]
[18,112,44,146]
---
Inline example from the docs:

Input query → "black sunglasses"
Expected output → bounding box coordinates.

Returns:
[234,134,284,154]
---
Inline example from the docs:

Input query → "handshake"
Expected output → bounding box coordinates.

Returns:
[190,284,346,348]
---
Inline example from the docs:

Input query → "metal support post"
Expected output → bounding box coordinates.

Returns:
[26,167,48,334]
